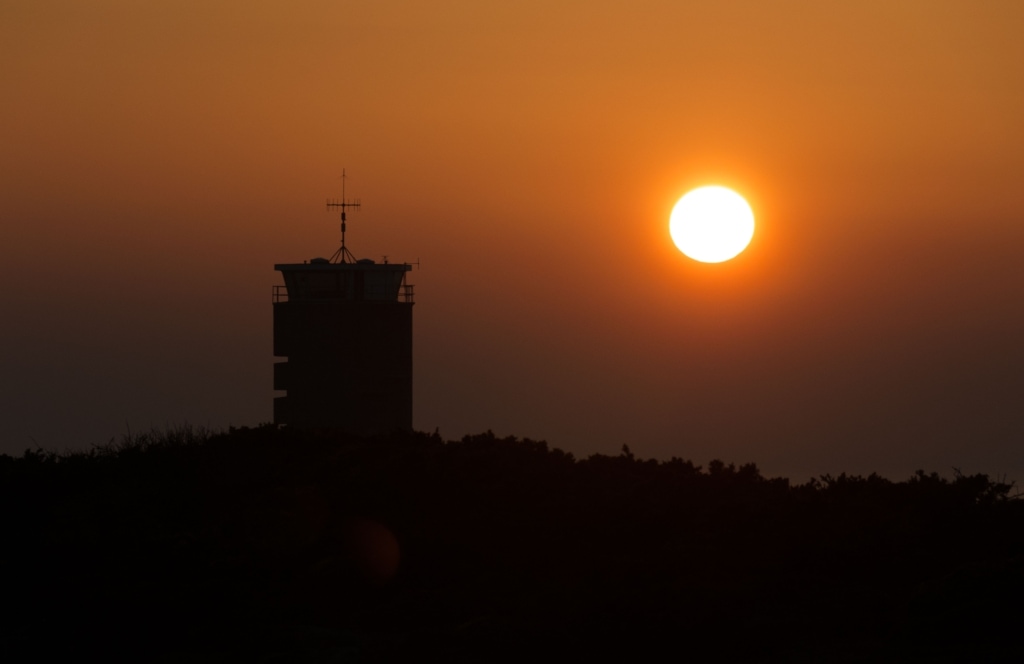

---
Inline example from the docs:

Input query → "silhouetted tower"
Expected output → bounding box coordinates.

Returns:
[272,173,414,434]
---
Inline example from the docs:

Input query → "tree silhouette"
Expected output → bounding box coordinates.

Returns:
[1,425,1021,662]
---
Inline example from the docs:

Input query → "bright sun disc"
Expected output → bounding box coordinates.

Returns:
[669,186,755,263]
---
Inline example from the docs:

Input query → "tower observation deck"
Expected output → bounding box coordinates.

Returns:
[272,176,414,434]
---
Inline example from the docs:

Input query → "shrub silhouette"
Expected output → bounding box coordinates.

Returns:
[1,425,1021,662]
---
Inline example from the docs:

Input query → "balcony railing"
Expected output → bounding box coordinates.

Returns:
[272,284,415,304]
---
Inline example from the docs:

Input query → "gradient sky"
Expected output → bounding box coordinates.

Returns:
[3,0,1023,481]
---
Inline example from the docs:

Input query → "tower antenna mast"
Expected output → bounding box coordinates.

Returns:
[326,169,362,263]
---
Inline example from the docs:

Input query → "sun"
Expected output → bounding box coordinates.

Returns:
[669,186,755,263]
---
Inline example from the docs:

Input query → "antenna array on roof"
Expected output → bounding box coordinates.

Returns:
[326,168,362,264]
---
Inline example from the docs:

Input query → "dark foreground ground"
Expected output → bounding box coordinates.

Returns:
[2,426,1022,662]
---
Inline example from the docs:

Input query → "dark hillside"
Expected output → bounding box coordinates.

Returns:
[2,426,1021,662]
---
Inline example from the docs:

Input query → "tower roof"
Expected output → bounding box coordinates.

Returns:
[275,258,412,303]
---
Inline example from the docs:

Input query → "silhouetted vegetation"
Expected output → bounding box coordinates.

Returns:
[2,426,1021,662]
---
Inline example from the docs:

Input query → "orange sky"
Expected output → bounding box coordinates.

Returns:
[2,1,1023,479]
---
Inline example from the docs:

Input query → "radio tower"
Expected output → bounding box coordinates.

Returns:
[272,172,416,435]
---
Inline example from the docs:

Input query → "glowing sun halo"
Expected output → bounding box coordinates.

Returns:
[669,186,755,263]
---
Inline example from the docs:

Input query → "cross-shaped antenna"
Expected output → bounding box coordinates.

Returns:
[326,169,362,263]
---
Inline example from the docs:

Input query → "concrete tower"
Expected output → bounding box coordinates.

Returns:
[272,176,414,434]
